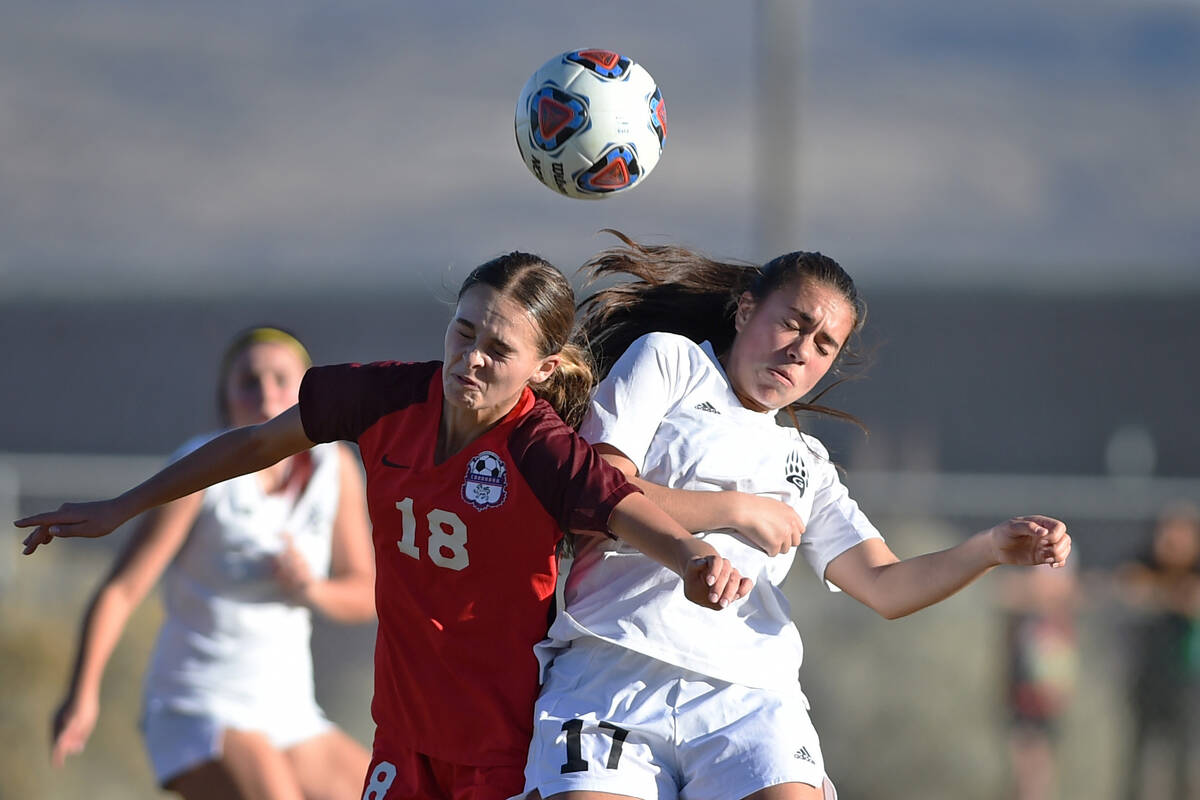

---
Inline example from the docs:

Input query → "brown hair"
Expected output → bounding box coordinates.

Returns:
[459,252,595,428]
[574,230,868,428]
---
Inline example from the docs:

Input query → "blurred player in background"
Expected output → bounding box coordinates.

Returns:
[999,556,1080,800]
[1118,501,1200,800]
[521,233,1072,800]
[20,254,751,800]
[49,327,375,799]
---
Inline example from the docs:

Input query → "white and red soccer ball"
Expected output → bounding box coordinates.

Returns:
[515,49,667,199]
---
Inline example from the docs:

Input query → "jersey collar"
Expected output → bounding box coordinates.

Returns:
[699,340,780,420]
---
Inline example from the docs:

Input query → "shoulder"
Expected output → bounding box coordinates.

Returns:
[300,359,442,442]
[510,397,575,442]
[797,431,831,463]
[614,332,710,378]
[305,359,440,391]
[634,331,705,360]
[507,398,592,467]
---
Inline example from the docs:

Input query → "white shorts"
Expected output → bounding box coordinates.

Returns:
[141,703,333,787]
[523,638,836,800]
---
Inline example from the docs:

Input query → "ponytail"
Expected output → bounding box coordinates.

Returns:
[530,342,596,430]
[575,229,756,379]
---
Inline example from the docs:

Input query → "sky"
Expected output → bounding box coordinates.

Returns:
[1,0,1196,297]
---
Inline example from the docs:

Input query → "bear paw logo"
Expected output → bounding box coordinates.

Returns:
[785,450,808,497]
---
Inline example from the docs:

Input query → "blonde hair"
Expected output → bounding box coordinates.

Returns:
[217,326,312,425]
[531,342,595,430]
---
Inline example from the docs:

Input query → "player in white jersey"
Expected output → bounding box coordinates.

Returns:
[522,234,1072,800]
[49,327,374,800]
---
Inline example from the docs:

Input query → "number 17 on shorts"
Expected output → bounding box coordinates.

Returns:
[526,715,668,800]
[559,719,631,773]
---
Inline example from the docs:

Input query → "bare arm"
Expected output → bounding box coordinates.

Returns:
[594,443,805,556]
[274,445,376,623]
[18,406,314,553]
[607,491,753,610]
[825,516,1072,620]
[51,492,203,766]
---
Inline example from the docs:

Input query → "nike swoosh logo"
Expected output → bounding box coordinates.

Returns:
[381,454,410,469]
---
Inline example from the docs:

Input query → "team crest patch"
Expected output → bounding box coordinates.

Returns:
[785,449,808,497]
[462,450,508,511]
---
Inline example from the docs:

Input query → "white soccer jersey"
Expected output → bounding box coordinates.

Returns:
[548,332,881,690]
[142,437,341,729]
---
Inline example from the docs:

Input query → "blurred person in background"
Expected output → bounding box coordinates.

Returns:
[519,234,1072,800]
[49,327,376,800]
[999,558,1080,800]
[19,255,751,800]
[1118,501,1200,800]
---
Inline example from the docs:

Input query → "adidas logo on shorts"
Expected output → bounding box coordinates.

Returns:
[793,747,815,764]
[694,401,720,414]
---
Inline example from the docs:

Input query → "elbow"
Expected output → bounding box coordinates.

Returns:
[346,587,377,624]
[867,596,918,621]
[878,605,914,621]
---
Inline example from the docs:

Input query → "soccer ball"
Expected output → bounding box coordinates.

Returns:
[514,49,667,199]
[470,452,506,480]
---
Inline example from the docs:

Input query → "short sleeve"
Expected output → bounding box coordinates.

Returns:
[508,402,641,536]
[580,333,687,472]
[798,438,883,590]
[298,361,439,444]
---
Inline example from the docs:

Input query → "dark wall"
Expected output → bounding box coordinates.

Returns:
[3,288,1197,477]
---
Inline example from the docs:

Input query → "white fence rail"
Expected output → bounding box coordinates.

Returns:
[4,451,1198,520]
[4,451,1198,585]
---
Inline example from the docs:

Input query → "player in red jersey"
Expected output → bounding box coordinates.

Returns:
[18,252,753,800]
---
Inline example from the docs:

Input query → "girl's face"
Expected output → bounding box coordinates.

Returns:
[223,341,308,427]
[1154,517,1200,570]
[724,278,855,412]
[442,284,560,418]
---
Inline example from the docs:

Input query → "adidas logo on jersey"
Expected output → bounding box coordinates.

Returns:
[694,401,720,414]
[793,747,815,764]
[785,450,808,497]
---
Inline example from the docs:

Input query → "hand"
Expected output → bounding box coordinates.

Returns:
[270,533,315,603]
[730,493,805,556]
[683,555,754,610]
[16,499,133,555]
[51,693,99,768]
[988,515,1071,568]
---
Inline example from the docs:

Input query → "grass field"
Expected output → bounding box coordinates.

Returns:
[3,518,1133,799]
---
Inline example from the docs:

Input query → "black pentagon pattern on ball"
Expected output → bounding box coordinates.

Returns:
[475,458,496,476]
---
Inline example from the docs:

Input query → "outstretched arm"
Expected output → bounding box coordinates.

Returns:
[17,406,314,554]
[595,443,805,556]
[51,493,203,766]
[825,516,1072,620]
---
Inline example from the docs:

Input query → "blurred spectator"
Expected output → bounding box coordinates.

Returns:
[1000,562,1080,800]
[1118,501,1200,800]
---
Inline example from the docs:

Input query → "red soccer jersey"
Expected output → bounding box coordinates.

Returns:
[299,360,637,767]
